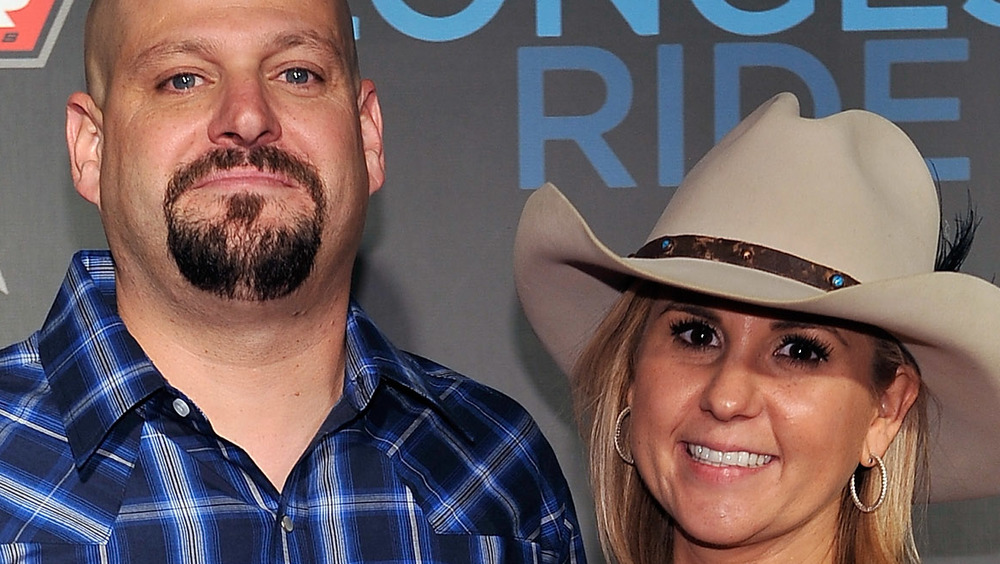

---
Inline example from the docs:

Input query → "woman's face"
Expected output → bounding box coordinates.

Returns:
[628,292,904,560]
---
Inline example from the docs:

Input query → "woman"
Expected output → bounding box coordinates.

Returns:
[514,92,1000,563]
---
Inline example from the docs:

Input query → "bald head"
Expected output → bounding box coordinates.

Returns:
[83,0,360,108]
[82,0,119,106]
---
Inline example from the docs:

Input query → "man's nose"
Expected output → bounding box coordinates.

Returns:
[208,77,282,148]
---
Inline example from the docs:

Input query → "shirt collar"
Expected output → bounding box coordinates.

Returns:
[39,251,469,467]
[342,299,471,439]
[39,250,166,469]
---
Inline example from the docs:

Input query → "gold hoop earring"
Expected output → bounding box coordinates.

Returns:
[850,453,887,513]
[614,406,634,465]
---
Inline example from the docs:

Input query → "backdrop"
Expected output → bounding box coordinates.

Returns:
[2,1,999,560]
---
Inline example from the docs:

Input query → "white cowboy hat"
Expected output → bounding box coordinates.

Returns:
[514,92,1000,502]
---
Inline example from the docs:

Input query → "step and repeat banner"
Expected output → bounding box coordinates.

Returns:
[2,1,1000,560]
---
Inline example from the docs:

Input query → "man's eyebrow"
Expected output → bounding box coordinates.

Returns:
[128,31,346,71]
[269,30,350,71]
[271,30,343,58]
[130,38,219,72]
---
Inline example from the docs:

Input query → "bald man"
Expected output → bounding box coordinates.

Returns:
[0,0,586,561]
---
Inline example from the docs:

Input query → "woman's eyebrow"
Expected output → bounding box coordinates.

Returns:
[660,302,722,325]
[771,319,850,347]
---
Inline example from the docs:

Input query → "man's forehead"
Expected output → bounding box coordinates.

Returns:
[112,0,344,28]
[93,0,351,66]
[91,0,350,39]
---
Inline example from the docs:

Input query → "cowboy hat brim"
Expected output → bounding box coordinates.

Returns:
[515,183,1000,502]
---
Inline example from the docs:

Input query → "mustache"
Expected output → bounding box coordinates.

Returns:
[164,146,325,207]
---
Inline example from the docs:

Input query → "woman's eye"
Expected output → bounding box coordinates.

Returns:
[670,321,720,348]
[282,68,315,85]
[775,336,830,363]
[165,73,201,91]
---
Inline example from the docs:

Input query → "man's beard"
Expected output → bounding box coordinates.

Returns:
[164,146,326,302]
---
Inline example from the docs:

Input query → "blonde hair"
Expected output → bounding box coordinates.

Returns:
[836,338,929,564]
[572,281,929,564]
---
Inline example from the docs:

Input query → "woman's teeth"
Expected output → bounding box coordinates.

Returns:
[687,443,772,468]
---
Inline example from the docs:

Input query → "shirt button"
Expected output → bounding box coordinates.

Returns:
[281,515,294,532]
[172,398,191,417]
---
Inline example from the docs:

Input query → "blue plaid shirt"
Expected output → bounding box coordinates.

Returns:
[0,251,586,563]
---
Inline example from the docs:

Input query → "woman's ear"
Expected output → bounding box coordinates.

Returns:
[862,364,920,462]
[66,92,104,207]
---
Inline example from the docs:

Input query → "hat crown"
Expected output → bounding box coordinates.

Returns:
[649,93,940,283]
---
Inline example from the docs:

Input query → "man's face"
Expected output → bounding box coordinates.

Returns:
[74,0,383,302]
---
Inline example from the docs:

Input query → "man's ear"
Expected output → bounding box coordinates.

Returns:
[66,92,104,207]
[357,79,384,196]
[862,364,921,463]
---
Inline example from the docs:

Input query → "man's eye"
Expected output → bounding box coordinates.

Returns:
[164,73,201,91]
[282,68,314,85]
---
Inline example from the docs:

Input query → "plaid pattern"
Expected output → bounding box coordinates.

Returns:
[0,251,586,563]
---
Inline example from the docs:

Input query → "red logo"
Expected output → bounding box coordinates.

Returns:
[1,0,74,68]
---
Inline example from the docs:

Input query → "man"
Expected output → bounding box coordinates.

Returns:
[0,0,586,561]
